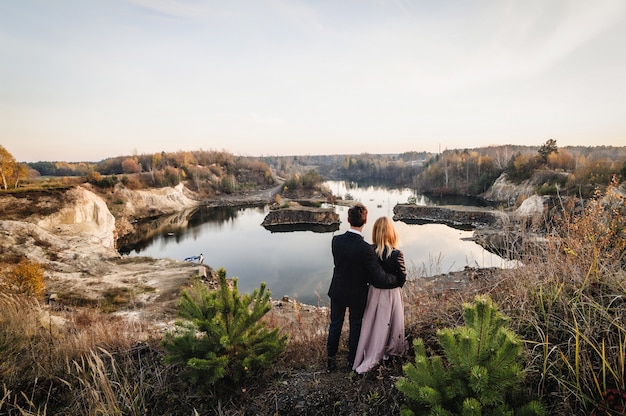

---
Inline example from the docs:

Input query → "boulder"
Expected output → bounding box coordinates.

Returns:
[513,194,548,217]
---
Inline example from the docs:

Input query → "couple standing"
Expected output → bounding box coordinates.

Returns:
[326,203,407,374]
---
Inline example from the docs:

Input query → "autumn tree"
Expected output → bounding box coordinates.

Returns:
[547,148,575,171]
[0,145,17,190]
[492,146,512,170]
[121,157,141,174]
[13,164,30,188]
[538,139,558,164]
[505,152,540,183]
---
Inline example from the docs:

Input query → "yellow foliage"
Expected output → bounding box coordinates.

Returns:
[555,177,626,273]
[0,144,18,189]
[513,153,529,170]
[3,258,45,298]
[87,170,103,182]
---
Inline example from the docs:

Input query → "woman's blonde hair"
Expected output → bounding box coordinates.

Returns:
[372,216,398,259]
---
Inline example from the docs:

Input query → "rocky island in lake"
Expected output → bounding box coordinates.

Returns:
[261,202,340,233]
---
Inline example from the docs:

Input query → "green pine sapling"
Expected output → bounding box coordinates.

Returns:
[162,268,287,388]
[396,295,544,416]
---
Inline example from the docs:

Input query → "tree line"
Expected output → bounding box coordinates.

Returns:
[260,142,626,198]
[2,142,625,199]
[0,147,275,197]
[417,141,626,198]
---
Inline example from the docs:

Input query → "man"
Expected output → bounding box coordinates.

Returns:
[326,203,399,371]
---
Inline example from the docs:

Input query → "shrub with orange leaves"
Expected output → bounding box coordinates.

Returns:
[2,258,45,298]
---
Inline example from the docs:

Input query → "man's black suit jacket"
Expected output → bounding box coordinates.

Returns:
[327,230,399,309]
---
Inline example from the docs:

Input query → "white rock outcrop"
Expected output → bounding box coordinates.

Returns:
[113,183,198,218]
[481,174,536,205]
[514,194,547,217]
[0,185,204,322]
[37,186,117,249]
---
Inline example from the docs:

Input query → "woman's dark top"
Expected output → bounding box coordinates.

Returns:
[374,246,407,288]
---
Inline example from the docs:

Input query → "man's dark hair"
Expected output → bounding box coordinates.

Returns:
[348,203,367,227]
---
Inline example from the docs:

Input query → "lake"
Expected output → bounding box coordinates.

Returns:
[123,181,513,305]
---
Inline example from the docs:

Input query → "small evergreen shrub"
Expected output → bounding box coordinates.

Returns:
[161,268,287,389]
[220,175,235,193]
[396,295,544,416]
[537,183,558,196]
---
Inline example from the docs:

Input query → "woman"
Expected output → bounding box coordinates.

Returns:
[352,216,407,374]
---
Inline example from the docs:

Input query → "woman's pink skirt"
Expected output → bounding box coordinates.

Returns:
[353,285,406,374]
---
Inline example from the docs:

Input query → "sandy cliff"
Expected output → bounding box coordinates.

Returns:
[36,186,118,249]
[480,174,537,206]
[0,185,206,323]
[112,182,199,218]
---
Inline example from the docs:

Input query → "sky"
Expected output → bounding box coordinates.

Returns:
[1,0,626,163]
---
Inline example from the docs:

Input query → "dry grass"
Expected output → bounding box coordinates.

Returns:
[264,298,329,370]
[0,294,161,415]
[64,343,173,416]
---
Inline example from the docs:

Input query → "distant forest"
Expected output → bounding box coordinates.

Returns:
[21,143,626,199]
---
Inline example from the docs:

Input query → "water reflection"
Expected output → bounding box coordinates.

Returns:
[263,223,340,233]
[399,218,475,231]
[119,205,263,255]
[122,181,512,305]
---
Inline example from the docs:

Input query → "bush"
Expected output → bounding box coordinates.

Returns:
[220,175,235,194]
[396,295,545,416]
[2,258,45,298]
[283,169,323,191]
[161,268,287,389]
[537,183,558,195]
[505,153,541,184]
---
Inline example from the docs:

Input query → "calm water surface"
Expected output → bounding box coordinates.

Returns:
[125,181,511,305]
